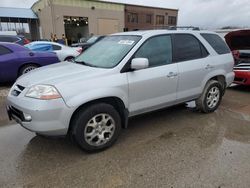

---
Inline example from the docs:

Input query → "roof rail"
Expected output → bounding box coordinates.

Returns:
[168,26,200,31]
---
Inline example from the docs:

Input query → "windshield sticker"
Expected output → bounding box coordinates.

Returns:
[118,40,135,45]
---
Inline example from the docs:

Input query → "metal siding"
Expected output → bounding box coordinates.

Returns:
[0,7,38,19]
[52,0,124,11]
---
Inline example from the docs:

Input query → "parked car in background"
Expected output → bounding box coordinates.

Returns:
[6,30,234,152]
[225,30,250,85]
[0,35,30,45]
[71,35,105,52]
[0,42,59,83]
[25,41,82,61]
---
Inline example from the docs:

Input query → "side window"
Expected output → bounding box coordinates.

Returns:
[134,35,172,67]
[201,33,230,55]
[52,44,62,51]
[172,34,207,62]
[0,45,12,55]
[0,36,17,42]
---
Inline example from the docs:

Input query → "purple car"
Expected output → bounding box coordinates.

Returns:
[0,42,59,83]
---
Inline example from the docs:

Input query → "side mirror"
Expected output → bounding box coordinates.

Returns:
[131,58,149,70]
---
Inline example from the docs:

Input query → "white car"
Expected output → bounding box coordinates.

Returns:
[25,41,82,61]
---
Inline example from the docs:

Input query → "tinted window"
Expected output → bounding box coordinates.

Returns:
[134,35,172,67]
[173,34,207,62]
[52,44,62,50]
[0,36,18,42]
[201,33,230,54]
[0,45,12,55]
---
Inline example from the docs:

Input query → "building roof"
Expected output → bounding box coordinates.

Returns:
[0,7,38,19]
[99,0,179,11]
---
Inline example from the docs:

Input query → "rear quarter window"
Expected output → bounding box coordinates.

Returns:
[0,45,12,55]
[52,44,62,51]
[201,33,230,55]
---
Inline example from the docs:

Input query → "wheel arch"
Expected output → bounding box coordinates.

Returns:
[64,56,74,61]
[68,96,128,135]
[18,63,41,76]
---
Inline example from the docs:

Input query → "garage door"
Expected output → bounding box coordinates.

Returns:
[97,19,119,35]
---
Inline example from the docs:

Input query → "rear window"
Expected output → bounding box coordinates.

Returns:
[201,33,230,54]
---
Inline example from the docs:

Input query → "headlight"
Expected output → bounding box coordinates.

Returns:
[25,85,61,100]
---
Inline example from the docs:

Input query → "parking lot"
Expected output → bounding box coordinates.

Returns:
[0,85,250,187]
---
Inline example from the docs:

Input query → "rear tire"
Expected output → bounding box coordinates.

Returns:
[19,64,38,76]
[71,103,121,152]
[196,80,223,113]
[64,56,74,61]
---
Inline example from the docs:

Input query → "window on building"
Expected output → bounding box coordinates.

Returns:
[156,15,164,25]
[127,12,138,23]
[0,21,30,34]
[172,34,208,62]
[146,14,152,24]
[134,35,172,67]
[168,16,177,25]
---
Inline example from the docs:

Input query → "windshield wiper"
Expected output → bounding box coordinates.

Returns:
[73,59,99,68]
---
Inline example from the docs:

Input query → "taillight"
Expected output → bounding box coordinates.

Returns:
[77,48,82,54]
[23,38,30,45]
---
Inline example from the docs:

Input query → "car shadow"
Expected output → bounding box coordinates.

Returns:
[0,82,13,87]
[228,84,250,93]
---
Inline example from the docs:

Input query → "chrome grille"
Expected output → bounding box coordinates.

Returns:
[234,62,250,71]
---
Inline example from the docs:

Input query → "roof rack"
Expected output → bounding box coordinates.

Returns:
[168,26,200,31]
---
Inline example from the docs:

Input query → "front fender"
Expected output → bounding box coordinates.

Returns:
[65,87,129,109]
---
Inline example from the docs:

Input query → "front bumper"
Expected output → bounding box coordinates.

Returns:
[233,70,250,85]
[6,92,74,136]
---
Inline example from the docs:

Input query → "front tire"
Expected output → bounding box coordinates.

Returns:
[71,103,121,152]
[196,80,223,113]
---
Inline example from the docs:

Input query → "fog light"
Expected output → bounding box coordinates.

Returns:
[24,113,32,122]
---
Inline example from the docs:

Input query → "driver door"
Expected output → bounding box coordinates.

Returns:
[127,35,179,116]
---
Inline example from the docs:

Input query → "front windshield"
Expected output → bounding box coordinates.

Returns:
[87,36,98,43]
[74,35,141,68]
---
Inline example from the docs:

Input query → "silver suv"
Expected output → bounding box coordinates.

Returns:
[6,30,234,152]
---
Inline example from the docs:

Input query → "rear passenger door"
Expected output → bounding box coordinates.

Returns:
[172,34,209,102]
[127,35,178,115]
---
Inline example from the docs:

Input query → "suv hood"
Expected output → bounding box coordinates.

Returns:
[17,62,110,87]
[225,30,250,50]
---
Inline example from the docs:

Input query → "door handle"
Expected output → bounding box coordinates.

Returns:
[205,64,214,70]
[167,72,178,78]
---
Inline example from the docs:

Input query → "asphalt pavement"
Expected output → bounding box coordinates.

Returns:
[0,85,250,188]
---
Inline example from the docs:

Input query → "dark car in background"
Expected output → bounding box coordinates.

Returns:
[0,35,30,45]
[71,35,105,52]
[225,30,250,85]
[0,42,59,83]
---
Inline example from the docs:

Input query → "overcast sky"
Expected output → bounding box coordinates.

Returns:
[1,0,250,29]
